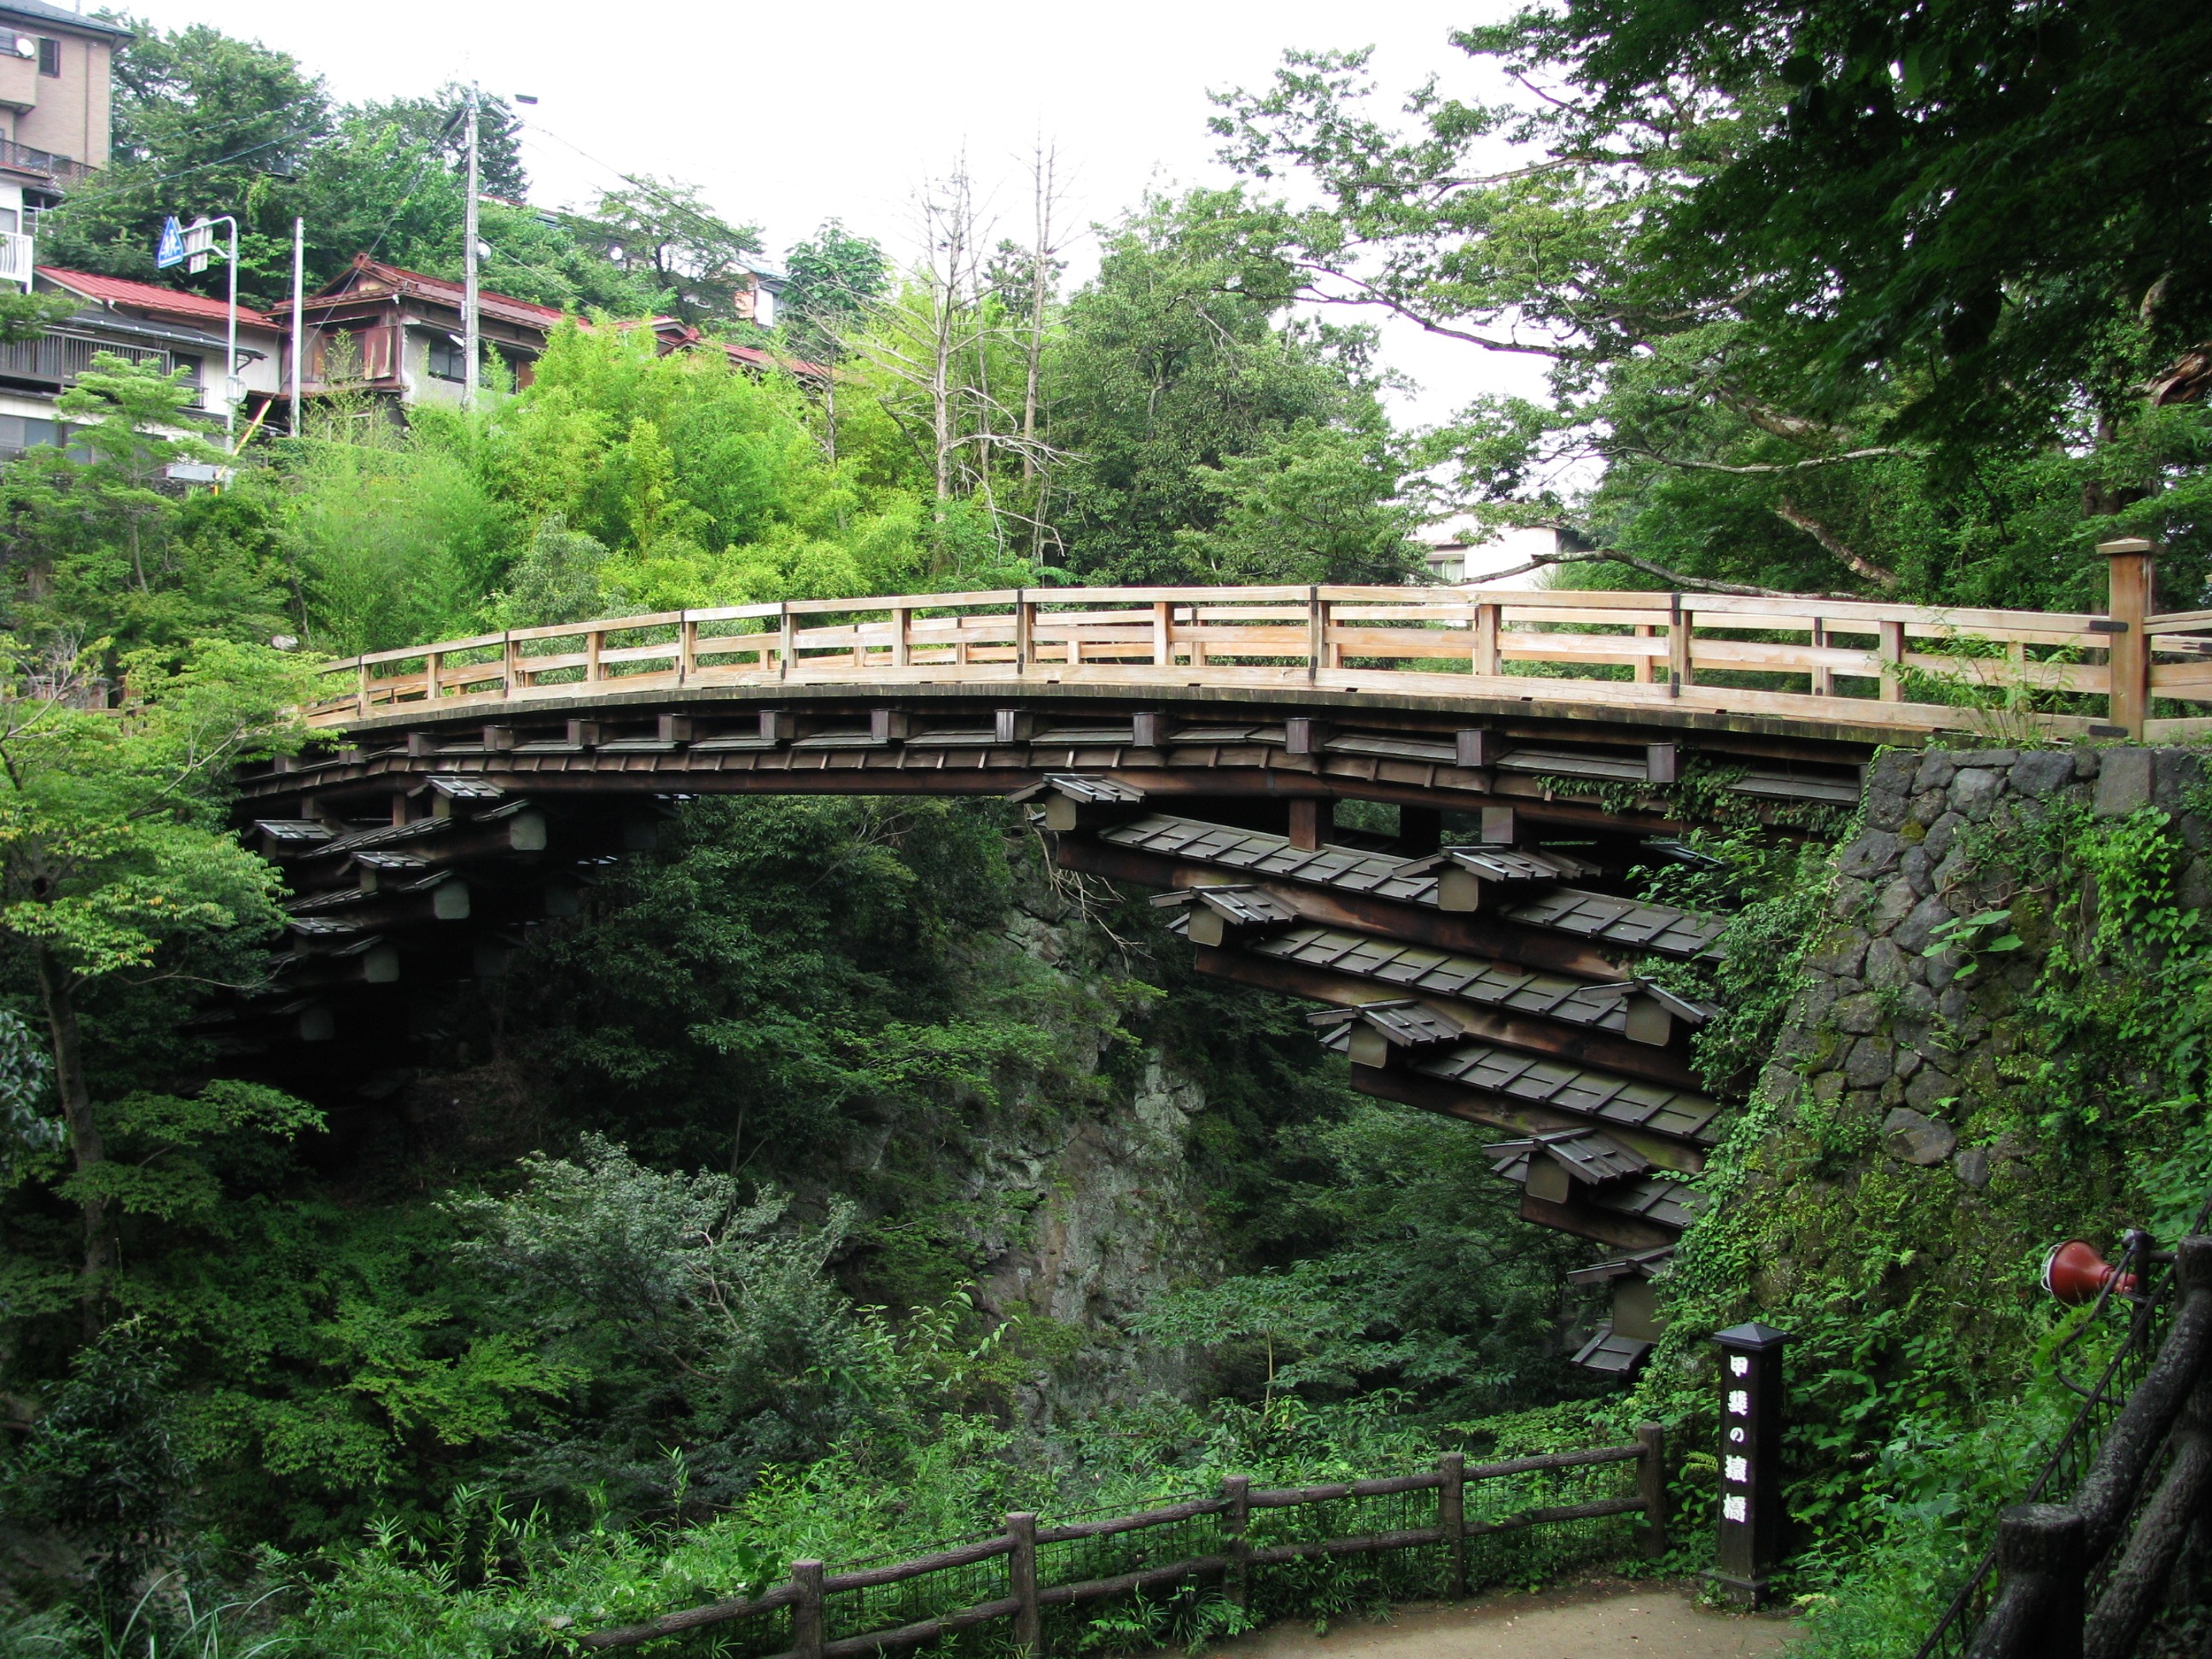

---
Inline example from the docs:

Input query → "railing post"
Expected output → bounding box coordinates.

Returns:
[678,615,696,684]
[790,1558,824,1659]
[1014,589,1032,672]
[2101,537,2155,739]
[1965,1506,2083,1659]
[584,626,601,684]
[1307,586,1322,682]
[1474,602,1500,678]
[1437,1452,1465,1598]
[1879,618,1906,701]
[778,602,794,682]
[892,603,911,668]
[1635,1423,1668,1557]
[1633,620,1654,684]
[1708,1321,1790,1608]
[1667,594,1690,696]
[503,631,521,696]
[355,661,369,717]
[1222,1475,1251,1610]
[1006,1511,1040,1655]
[1809,619,1835,698]
[1154,600,1172,667]
[425,650,442,701]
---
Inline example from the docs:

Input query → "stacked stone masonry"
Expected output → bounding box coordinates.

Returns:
[1769,744,2210,1190]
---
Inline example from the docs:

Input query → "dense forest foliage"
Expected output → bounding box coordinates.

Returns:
[0,3,2209,1656]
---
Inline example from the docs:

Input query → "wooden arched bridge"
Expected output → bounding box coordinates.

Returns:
[229,547,2201,1374]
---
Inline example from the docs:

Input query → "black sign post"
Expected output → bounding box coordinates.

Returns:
[1708,1321,1790,1607]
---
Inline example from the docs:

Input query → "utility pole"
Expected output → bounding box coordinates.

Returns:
[463,81,480,411]
[289,216,304,435]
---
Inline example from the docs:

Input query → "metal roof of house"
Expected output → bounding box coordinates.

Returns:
[38,267,278,328]
[280,255,572,331]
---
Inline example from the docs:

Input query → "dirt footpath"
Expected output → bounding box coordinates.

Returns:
[1170,1577,1802,1659]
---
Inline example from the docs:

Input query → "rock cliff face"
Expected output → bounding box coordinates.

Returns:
[1739,743,2207,1324]
[900,859,1224,1423]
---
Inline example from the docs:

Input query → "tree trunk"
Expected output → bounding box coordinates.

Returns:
[33,942,109,1340]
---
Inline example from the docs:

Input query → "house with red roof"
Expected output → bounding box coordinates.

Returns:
[269,254,824,414]
[0,265,283,455]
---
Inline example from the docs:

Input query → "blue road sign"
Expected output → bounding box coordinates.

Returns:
[154,217,184,269]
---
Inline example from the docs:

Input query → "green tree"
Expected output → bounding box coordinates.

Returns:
[0,635,311,1329]
[1049,191,1406,584]
[570,178,766,327]
[782,218,890,364]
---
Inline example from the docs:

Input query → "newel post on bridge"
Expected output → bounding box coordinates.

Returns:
[2101,537,2157,739]
[1708,1322,1790,1608]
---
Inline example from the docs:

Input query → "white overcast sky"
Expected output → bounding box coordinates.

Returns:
[120,0,1551,439]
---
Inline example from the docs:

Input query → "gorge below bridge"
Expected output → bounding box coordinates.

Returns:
[225,550,2202,1375]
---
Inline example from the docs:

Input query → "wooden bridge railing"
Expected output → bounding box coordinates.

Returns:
[306,542,2205,742]
[575,1430,1667,1656]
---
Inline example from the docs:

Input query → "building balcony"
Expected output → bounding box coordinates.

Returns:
[0,328,207,407]
[0,137,93,187]
[0,230,32,284]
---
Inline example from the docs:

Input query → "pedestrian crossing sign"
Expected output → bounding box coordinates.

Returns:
[154,216,184,269]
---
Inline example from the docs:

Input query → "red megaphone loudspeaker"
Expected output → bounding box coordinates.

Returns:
[2041,1239,2139,1306]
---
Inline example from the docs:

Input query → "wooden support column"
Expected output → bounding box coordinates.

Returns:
[790,1560,824,1659]
[777,603,795,681]
[1005,1512,1040,1655]
[2102,537,2155,739]
[678,617,696,684]
[1014,590,1032,672]
[1474,602,1501,678]
[1976,1506,2085,1659]
[1635,1423,1669,1557]
[891,604,911,668]
[1307,586,1324,682]
[1633,621,1655,684]
[504,632,522,694]
[355,661,370,717]
[425,650,443,701]
[1288,798,1332,851]
[1154,601,1172,667]
[1222,1476,1252,1610]
[1438,1453,1466,1598]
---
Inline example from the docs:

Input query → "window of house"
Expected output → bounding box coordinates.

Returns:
[427,335,466,381]
[37,38,59,77]
[0,210,20,236]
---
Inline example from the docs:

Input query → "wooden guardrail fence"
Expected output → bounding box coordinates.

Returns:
[302,543,2212,743]
[578,1429,1667,1656]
